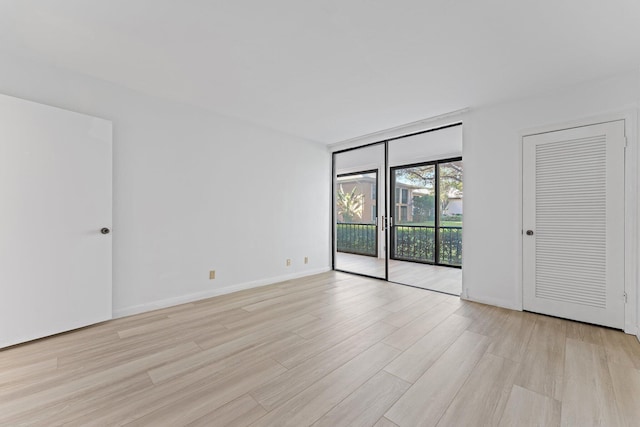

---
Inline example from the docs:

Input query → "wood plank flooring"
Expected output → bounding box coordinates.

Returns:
[335,252,462,295]
[1,271,639,426]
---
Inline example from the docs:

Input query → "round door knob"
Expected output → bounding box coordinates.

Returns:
[101,227,111,235]
[526,230,534,236]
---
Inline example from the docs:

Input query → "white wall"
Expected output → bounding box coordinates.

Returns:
[463,69,639,333]
[0,52,331,317]
[388,124,462,167]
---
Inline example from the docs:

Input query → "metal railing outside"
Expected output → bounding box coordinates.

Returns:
[438,226,463,266]
[393,225,436,263]
[336,223,462,266]
[393,225,462,267]
[336,223,377,257]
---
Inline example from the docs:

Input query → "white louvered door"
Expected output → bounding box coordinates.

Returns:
[523,121,625,328]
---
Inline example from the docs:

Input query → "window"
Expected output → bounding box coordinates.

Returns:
[390,158,463,267]
[401,188,408,204]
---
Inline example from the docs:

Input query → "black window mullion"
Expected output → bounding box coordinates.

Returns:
[435,163,440,265]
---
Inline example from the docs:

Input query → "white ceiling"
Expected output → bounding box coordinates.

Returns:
[1,0,639,143]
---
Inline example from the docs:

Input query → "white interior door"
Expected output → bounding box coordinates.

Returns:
[523,120,625,328]
[0,94,113,348]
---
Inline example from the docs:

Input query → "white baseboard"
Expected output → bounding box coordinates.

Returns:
[461,293,521,312]
[463,297,640,336]
[113,266,331,319]
[624,323,638,336]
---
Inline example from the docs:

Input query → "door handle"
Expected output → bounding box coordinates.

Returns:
[526,230,534,236]
[101,227,111,235]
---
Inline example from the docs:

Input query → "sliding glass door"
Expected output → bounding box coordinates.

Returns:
[333,143,386,279]
[332,124,463,295]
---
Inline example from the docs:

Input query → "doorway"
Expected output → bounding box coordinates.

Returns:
[388,158,462,294]
[0,94,113,349]
[332,124,463,295]
[334,169,384,278]
[333,143,386,279]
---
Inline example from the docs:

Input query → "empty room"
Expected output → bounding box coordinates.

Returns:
[1,1,640,426]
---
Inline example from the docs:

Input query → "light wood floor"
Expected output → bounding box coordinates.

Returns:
[1,271,639,426]
[336,252,462,295]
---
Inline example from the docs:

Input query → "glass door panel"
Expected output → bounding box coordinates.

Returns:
[386,125,463,295]
[438,160,463,267]
[388,159,463,294]
[333,144,386,279]
[336,171,378,257]
[391,164,436,264]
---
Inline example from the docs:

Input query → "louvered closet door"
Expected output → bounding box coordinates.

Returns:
[522,121,625,329]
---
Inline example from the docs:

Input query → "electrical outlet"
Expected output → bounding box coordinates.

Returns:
[209,270,216,280]
[286,259,291,267]
[304,256,308,264]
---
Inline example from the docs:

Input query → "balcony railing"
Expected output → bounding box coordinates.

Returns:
[336,223,377,256]
[393,225,462,267]
[438,226,463,266]
[336,223,462,266]
[393,225,436,263]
